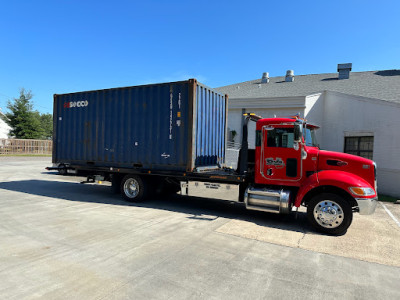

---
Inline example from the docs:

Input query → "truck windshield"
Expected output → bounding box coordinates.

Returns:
[304,127,318,147]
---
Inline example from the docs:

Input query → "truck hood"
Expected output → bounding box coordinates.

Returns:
[317,150,375,188]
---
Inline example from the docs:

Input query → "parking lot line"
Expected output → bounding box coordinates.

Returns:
[380,202,400,228]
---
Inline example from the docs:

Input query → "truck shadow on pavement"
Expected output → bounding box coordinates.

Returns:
[0,179,315,235]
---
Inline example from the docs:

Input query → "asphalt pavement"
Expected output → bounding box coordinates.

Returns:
[0,157,399,299]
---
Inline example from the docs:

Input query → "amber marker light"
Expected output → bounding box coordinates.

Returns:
[349,187,375,196]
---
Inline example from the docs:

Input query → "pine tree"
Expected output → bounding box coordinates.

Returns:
[6,89,45,139]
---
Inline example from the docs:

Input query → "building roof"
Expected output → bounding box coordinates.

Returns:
[215,70,400,104]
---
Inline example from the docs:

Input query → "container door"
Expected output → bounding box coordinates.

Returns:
[194,84,226,168]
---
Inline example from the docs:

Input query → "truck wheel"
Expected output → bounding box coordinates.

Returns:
[307,193,353,235]
[120,175,147,202]
[58,164,67,175]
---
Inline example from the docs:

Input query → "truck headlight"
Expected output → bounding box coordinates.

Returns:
[349,187,376,197]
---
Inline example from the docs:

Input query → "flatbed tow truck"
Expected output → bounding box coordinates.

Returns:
[49,80,377,235]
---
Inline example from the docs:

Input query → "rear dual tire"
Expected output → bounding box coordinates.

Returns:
[58,164,67,175]
[120,175,147,202]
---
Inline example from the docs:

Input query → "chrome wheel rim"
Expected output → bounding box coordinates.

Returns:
[124,178,139,198]
[313,200,344,228]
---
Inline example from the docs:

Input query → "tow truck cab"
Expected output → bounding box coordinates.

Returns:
[246,115,377,234]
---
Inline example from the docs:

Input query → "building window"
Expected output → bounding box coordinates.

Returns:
[344,136,374,160]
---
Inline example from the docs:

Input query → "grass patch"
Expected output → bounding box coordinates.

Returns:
[378,194,399,203]
[0,154,51,157]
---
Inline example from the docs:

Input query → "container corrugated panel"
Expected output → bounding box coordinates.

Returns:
[53,79,227,172]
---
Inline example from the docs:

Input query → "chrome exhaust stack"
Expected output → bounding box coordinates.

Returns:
[244,187,291,214]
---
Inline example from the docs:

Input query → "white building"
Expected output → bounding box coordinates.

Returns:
[216,65,400,197]
[0,109,11,139]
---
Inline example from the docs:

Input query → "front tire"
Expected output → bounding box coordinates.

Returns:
[120,175,147,202]
[307,193,353,235]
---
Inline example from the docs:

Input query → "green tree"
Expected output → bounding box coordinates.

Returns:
[6,89,45,139]
[39,113,53,139]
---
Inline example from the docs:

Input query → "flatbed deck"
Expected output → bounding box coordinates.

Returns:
[71,164,248,184]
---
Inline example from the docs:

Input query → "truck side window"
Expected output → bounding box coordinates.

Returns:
[256,130,261,147]
[267,128,294,148]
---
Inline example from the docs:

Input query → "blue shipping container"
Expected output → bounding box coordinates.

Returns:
[53,79,227,172]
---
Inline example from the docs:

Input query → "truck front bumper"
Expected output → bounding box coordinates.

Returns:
[355,197,378,215]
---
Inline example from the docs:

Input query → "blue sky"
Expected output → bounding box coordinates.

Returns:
[0,0,399,114]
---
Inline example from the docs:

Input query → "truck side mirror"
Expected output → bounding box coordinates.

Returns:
[294,123,302,142]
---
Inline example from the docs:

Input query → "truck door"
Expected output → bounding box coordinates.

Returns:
[260,125,302,182]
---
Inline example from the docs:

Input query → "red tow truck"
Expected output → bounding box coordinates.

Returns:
[50,81,377,235]
[243,114,377,234]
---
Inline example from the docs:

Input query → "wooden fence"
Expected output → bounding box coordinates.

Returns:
[0,139,53,155]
